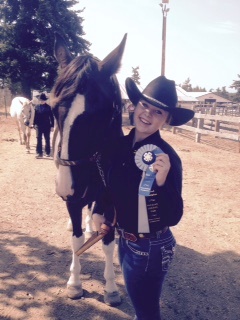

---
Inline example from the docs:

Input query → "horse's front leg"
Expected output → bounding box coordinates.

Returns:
[23,132,27,145]
[66,201,84,299]
[25,127,31,153]
[19,121,29,153]
[102,233,121,306]
[16,120,23,145]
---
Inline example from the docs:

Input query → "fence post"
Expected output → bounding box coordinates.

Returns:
[172,127,177,134]
[215,120,220,138]
[195,117,203,143]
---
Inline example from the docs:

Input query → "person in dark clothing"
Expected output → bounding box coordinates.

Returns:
[127,102,135,125]
[33,93,54,158]
[93,76,194,320]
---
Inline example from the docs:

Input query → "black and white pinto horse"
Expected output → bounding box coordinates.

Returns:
[50,33,126,305]
[10,97,34,153]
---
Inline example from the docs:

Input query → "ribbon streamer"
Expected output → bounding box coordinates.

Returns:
[135,144,164,196]
[135,144,164,233]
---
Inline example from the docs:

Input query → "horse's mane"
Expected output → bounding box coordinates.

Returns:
[51,55,98,106]
[50,54,122,117]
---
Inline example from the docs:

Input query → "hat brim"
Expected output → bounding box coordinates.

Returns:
[125,78,194,126]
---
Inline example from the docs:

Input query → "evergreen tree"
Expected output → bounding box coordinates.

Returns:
[131,66,140,85]
[214,86,230,100]
[180,78,206,92]
[0,0,90,98]
[230,74,240,102]
[191,85,206,92]
[180,77,192,92]
[230,75,240,92]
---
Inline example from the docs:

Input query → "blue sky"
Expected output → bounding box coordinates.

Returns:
[75,0,240,92]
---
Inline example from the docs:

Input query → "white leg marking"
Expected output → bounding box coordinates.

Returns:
[67,234,85,299]
[102,240,118,293]
[102,240,121,305]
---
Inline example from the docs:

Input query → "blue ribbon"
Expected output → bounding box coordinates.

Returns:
[139,147,163,196]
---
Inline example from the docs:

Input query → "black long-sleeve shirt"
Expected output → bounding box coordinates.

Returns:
[94,129,183,234]
[34,103,54,128]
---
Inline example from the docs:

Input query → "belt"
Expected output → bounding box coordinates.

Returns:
[117,226,169,242]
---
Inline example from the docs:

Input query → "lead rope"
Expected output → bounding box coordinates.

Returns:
[92,152,107,188]
[92,151,117,227]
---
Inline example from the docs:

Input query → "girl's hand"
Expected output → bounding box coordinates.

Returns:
[152,154,171,186]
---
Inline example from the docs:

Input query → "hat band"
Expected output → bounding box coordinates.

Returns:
[143,94,169,108]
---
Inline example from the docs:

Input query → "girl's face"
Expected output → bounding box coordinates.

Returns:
[134,100,169,142]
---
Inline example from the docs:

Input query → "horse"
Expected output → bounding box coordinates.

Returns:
[50,32,127,306]
[10,97,35,153]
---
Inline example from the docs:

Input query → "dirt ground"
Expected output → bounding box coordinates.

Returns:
[0,109,239,320]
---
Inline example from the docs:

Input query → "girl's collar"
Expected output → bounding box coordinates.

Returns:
[129,129,161,149]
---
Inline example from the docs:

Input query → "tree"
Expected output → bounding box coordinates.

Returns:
[131,66,141,85]
[191,85,206,92]
[214,86,230,100]
[0,0,90,98]
[180,78,206,92]
[230,74,240,102]
[180,77,192,92]
[230,74,240,92]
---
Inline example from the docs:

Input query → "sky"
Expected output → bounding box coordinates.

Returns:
[74,0,240,92]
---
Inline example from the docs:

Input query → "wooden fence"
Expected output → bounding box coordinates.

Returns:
[170,113,240,152]
[193,104,240,117]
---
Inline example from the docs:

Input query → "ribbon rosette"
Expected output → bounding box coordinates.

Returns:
[135,144,164,196]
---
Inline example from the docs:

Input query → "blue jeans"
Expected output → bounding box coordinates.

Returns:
[118,228,176,320]
[35,126,51,155]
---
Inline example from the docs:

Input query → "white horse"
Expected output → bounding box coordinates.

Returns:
[10,97,35,153]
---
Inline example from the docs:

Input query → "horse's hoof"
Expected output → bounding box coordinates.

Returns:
[104,291,122,306]
[67,285,83,299]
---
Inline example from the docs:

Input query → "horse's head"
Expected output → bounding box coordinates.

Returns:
[21,99,33,127]
[51,33,127,201]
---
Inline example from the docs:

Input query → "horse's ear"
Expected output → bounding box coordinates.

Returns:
[99,33,127,76]
[54,32,73,69]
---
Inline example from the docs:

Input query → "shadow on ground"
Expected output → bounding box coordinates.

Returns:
[1,231,239,320]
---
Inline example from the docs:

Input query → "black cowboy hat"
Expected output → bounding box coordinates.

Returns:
[39,93,48,101]
[125,76,194,126]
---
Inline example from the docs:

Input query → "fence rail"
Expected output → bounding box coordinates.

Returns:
[194,104,240,117]
[170,113,240,152]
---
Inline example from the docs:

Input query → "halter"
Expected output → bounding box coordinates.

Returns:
[54,59,121,189]
[56,145,107,187]
[55,79,121,168]
[55,99,119,188]
[54,96,119,187]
